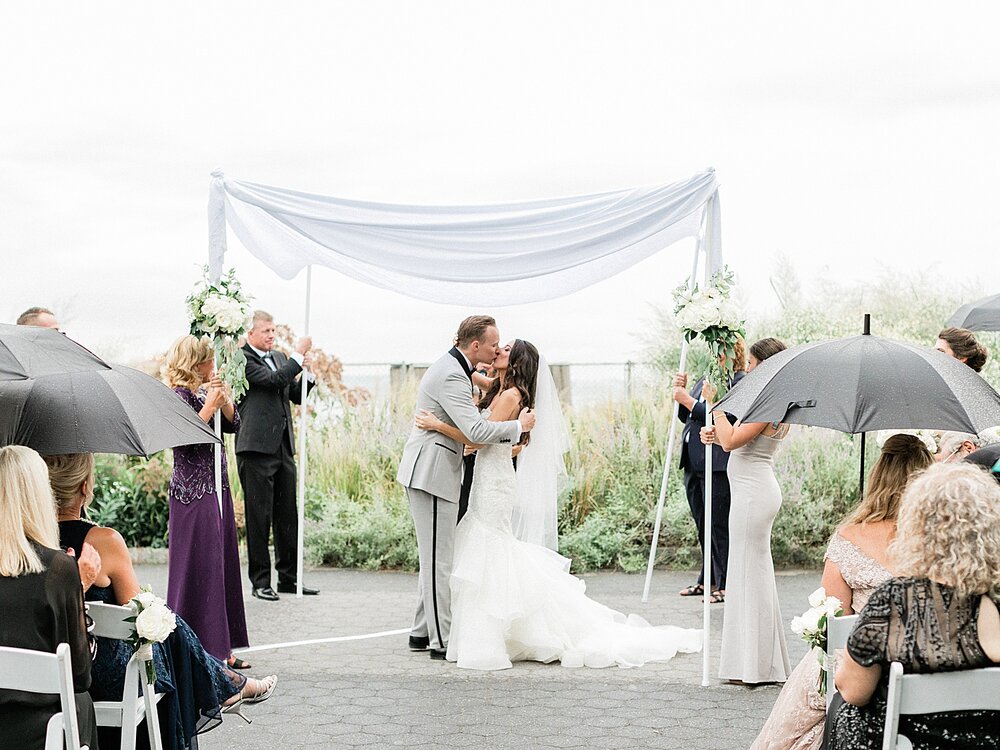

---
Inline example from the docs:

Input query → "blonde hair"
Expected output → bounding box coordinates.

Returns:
[42,453,95,512]
[844,434,933,526]
[0,446,60,576]
[890,463,1000,598]
[163,335,213,392]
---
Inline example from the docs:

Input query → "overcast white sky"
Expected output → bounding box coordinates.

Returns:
[2,2,998,364]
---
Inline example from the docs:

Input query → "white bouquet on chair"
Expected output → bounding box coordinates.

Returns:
[126,587,177,684]
[672,265,745,389]
[186,266,254,400]
[790,587,844,696]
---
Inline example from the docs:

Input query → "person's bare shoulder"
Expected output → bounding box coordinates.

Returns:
[85,525,130,557]
[491,387,522,417]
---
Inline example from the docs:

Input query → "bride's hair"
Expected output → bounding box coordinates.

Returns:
[480,339,539,445]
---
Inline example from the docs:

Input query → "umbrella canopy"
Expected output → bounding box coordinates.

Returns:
[714,335,1000,434]
[0,323,110,380]
[0,364,220,456]
[946,292,1000,332]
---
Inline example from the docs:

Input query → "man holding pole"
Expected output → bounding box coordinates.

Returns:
[672,338,746,603]
[237,310,317,601]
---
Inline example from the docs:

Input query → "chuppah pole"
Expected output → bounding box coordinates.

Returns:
[641,239,702,603]
[296,265,313,598]
[701,201,717,687]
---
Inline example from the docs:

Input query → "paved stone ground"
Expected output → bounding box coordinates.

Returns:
[134,565,818,750]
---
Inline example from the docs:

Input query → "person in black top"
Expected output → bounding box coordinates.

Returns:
[672,338,748,602]
[0,445,99,750]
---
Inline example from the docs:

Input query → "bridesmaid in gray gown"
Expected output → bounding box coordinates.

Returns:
[701,337,791,684]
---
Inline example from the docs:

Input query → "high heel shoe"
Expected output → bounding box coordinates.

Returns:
[222,696,251,724]
[243,674,278,705]
[222,675,278,724]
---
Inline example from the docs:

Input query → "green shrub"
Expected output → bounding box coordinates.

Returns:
[89,453,173,548]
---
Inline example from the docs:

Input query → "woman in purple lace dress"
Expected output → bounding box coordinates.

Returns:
[164,335,250,667]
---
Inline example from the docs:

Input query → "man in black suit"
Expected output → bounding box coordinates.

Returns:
[673,340,747,602]
[236,310,318,601]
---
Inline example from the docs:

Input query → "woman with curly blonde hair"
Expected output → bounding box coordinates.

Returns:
[163,335,250,669]
[829,463,1000,749]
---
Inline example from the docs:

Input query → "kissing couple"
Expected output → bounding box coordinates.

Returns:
[396,315,701,670]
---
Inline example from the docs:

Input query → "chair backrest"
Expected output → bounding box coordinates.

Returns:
[883,662,1000,749]
[825,613,859,705]
[0,642,85,750]
[87,601,136,640]
[86,600,163,750]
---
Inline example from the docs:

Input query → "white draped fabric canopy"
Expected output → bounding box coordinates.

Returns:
[208,169,722,303]
[207,167,724,681]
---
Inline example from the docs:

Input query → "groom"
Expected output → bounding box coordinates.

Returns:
[397,315,536,659]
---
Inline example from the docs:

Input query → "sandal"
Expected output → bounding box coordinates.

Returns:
[242,674,278,705]
[679,584,704,597]
[710,590,726,604]
[227,655,252,670]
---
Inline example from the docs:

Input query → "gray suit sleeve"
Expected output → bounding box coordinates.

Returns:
[439,370,520,444]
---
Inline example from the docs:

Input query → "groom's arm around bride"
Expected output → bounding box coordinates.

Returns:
[396,315,535,657]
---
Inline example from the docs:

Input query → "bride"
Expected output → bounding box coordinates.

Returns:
[414,339,701,671]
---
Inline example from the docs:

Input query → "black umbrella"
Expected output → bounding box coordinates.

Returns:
[714,316,1000,495]
[0,364,220,456]
[946,292,1000,332]
[0,323,110,379]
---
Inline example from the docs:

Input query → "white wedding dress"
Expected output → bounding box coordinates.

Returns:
[446,427,702,671]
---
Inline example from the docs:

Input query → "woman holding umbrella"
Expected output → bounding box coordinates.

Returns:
[701,337,791,684]
[935,327,988,372]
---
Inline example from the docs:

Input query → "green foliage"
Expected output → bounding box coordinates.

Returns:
[89,453,173,548]
[98,265,999,573]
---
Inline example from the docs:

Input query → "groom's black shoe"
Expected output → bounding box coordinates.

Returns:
[429,648,447,660]
[252,587,280,601]
[409,636,430,651]
[276,583,319,595]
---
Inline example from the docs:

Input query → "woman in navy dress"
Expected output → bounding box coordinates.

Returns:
[163,335,249,667]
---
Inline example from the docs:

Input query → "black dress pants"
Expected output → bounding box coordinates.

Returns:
[684,469,732,591]
[237,441,299,589]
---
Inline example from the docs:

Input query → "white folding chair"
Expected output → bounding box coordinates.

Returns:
[0,642,88,750]
[882,662,1000,750]
[87,602,164,750]
[825,613,859,708]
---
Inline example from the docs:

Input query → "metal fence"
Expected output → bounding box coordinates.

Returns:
[338,362,662,408]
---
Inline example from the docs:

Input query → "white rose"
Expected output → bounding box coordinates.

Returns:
[135,602,177,643]
[718,299,742,330]
[808,587,827,609]
[824,596,843,617]
[200,295,224,318]
[790,616,805,635]
[800,607,822,633]
[133,591,156,609]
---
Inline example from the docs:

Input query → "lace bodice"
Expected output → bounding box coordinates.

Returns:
[824,533,892,613]
[465,410,517,531]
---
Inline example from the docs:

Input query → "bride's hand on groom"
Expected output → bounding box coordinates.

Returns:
[414,409,443,431]
[518,407,536,433]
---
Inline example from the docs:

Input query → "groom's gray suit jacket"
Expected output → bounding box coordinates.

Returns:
[396,348,520,503]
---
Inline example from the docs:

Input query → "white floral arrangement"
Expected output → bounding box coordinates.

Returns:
[874,429,938,455]
[186,267,253,400]
[790,587,844,696]
[126,586,178,684]
[672,265,746,387]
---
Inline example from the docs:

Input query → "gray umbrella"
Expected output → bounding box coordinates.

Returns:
[714,330,1000,496]
[0,364,220,456]
[946,292,1000,332]
[0,323,110,379]
[715,334,1000,434]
